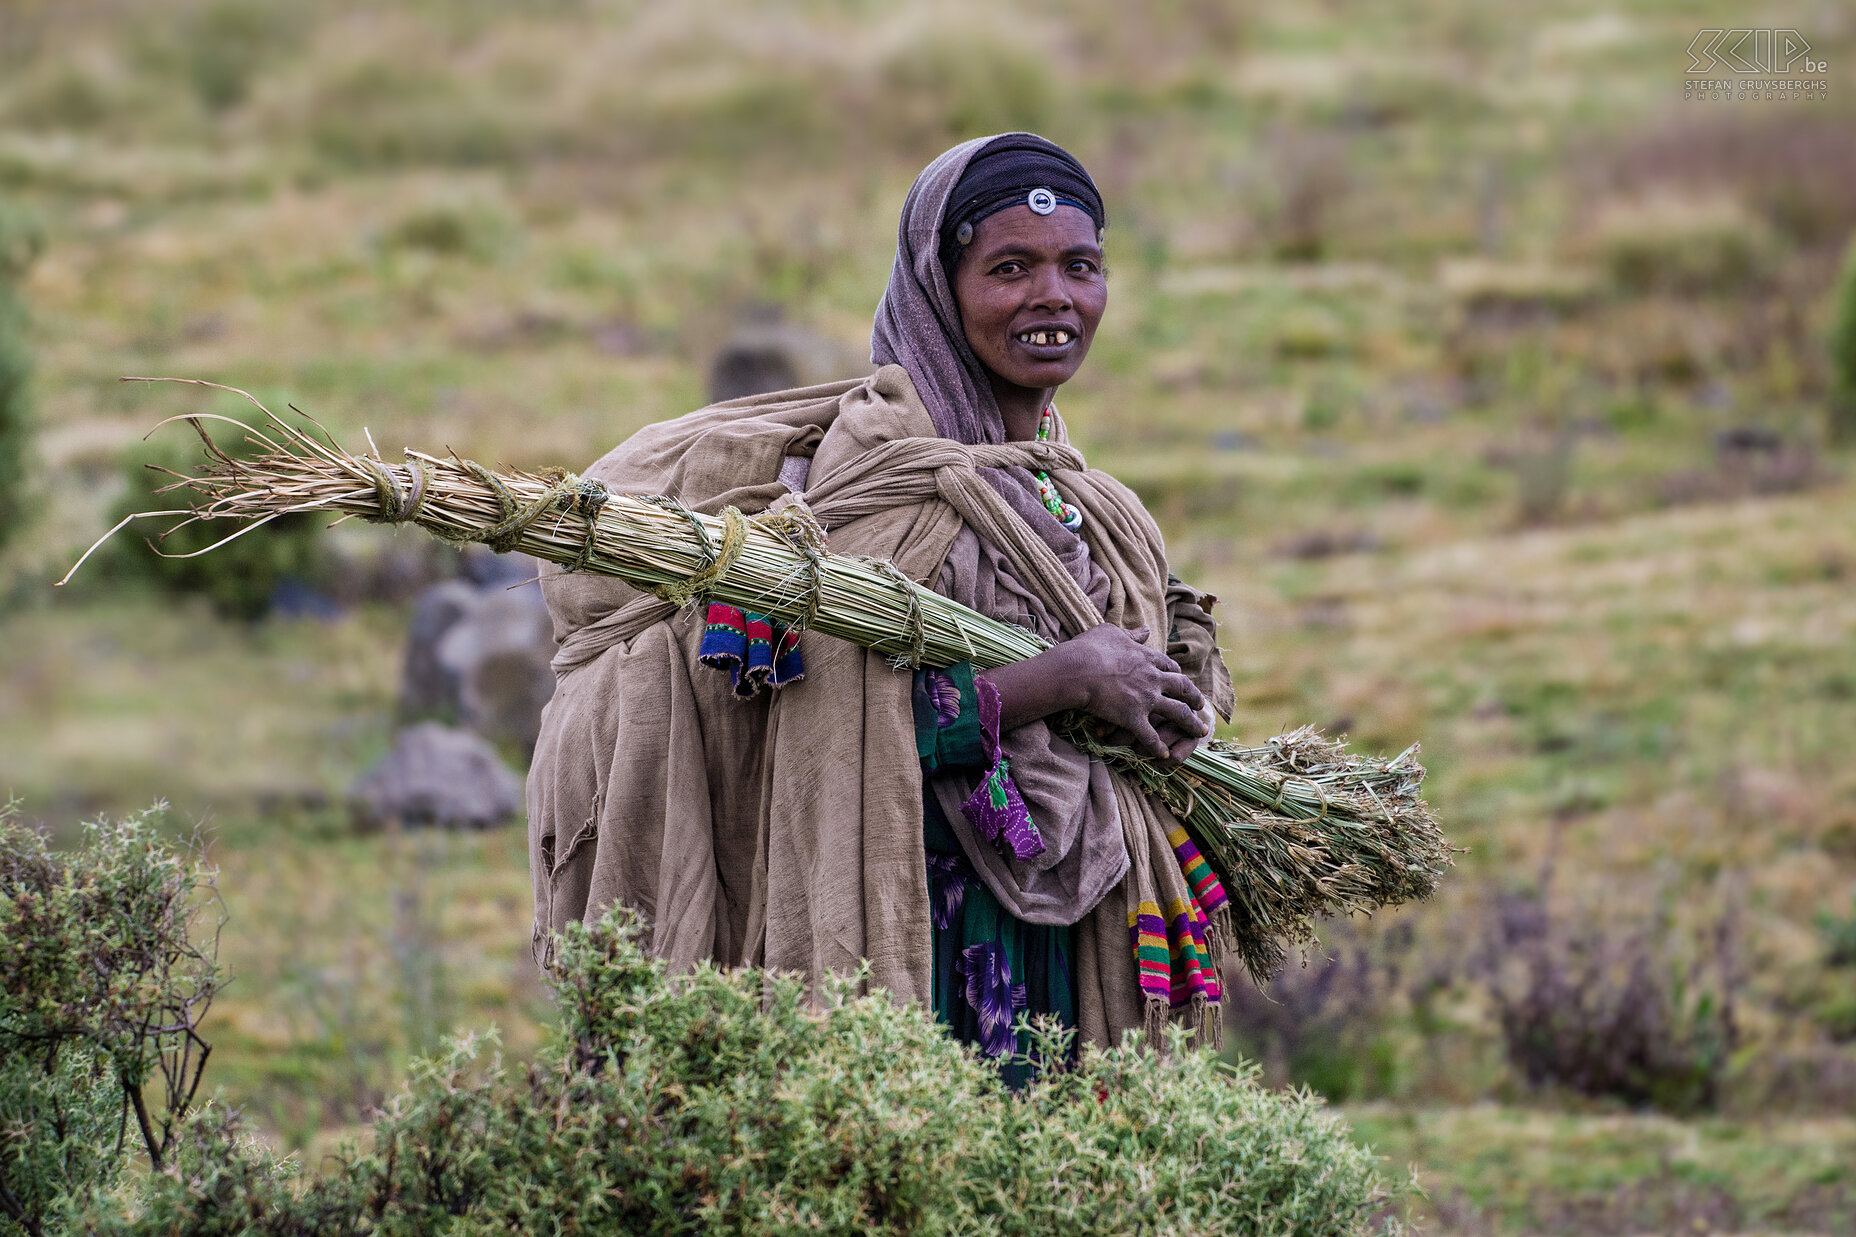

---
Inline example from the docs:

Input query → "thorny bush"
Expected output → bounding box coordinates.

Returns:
[0,803,222,1237]
[25,841,1401,1236]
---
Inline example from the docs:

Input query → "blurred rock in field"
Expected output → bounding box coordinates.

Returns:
[1658,431,1832,506]
[458,545,538,590]
[1714,425,1782,453]
[1210,429,1259,451]
[349,722,523,830]
[401,580,482,717]
[591,317,650,356]
[441,590,555,756]
[1271,527,1381,560]
[269,577,344,620]
[707,306,858,403]
[399,551,553,755]
[709,336,799,402]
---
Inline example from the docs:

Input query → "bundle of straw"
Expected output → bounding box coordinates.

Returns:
[65,380,1451,976]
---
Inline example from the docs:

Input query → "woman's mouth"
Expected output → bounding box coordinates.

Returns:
[1015,328,1076,347]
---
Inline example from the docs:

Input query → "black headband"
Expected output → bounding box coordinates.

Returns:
[939,134,1106,265]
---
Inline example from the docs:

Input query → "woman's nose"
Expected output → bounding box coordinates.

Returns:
[1026,265,1072,312]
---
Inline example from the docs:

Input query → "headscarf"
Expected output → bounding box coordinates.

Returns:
[939,134,1106,273]
[870,134,1112,620]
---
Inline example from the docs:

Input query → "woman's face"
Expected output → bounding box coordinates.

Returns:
[951,204,1106,396]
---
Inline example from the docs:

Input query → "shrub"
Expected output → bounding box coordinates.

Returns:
[380,203,509,261]
[181,0,302,113]
[1222,922,1411,1103]
[875,33,1058,156]
[305,60,516,169]
[4,805,1394,1234]
[0,802,222,1237]
[80,907,1396,1236]
[1478,889,1738,1115]
[1263,128,1351,262]
[1821,895,1856,969]
[101,421,328,621]
[1829,234,1856,443]
[6,64,115,133]
[1606,116,1856,247]
[0,203,39,557]
[1589,194,1777,296]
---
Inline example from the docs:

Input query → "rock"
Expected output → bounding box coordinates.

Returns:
[709,339,800,402]
[322,523,457,609]
[400,580,482,719]
[459,546,541,590]
[349,722,523,830]
[706,309,861,403]
[398,551,552,744]
[1714,425,1783,455]
[438,590,556,756]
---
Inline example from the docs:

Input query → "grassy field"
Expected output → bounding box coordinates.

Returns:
[3,0,1855,1231]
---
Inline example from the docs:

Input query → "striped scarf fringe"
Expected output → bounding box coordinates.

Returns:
[1128,825,1233,1052]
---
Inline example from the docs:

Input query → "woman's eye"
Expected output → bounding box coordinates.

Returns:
[994,261,1024,275]
[1069,260,1098,275]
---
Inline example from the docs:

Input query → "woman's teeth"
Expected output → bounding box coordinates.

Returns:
[1017,329,1074,346]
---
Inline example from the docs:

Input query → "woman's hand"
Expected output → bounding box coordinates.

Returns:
[979,624,1209,763]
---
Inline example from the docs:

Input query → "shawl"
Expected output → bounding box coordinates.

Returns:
[530,366,1234,1050]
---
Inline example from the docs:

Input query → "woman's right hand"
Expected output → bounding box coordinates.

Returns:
[980,623,1208,763]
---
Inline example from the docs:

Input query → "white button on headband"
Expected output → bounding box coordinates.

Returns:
[1026,187,1057,215]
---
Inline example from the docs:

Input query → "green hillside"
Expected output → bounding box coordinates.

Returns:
[2,2,1853,1230]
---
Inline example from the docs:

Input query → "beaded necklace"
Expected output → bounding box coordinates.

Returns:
[1032,405,1084,532]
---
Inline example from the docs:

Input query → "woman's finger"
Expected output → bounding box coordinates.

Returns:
[1156,671,1205,710]
[1149,697,1207,734]
[1097,724,1138,749]
[1125,716,1169,759]
[1147,721,1199,767]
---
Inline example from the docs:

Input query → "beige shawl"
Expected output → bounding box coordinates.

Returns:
[529,365,1232,1048]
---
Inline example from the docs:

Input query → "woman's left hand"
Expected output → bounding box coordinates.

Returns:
[979,623,1208,760]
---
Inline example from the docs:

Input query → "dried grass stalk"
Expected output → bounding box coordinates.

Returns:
[65,380,1452,976]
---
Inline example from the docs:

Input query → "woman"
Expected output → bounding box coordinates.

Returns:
[529,135,1235,1077]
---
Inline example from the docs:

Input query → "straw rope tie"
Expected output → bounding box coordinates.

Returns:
[446,460,610,563]
[639,498,748,608]
[547,470,610,572]
[637,493,716,576]
[633,495,830,617]
[758,505,828,631]
[361,455,611,567]
[861,556,927,667]
[462,460,541,552]
[357,455,433,526]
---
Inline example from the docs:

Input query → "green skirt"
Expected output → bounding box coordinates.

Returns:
[924,796,1075,1089]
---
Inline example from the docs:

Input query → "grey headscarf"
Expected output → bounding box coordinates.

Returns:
[872,135,1003,444]
[870,134,1112,629]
